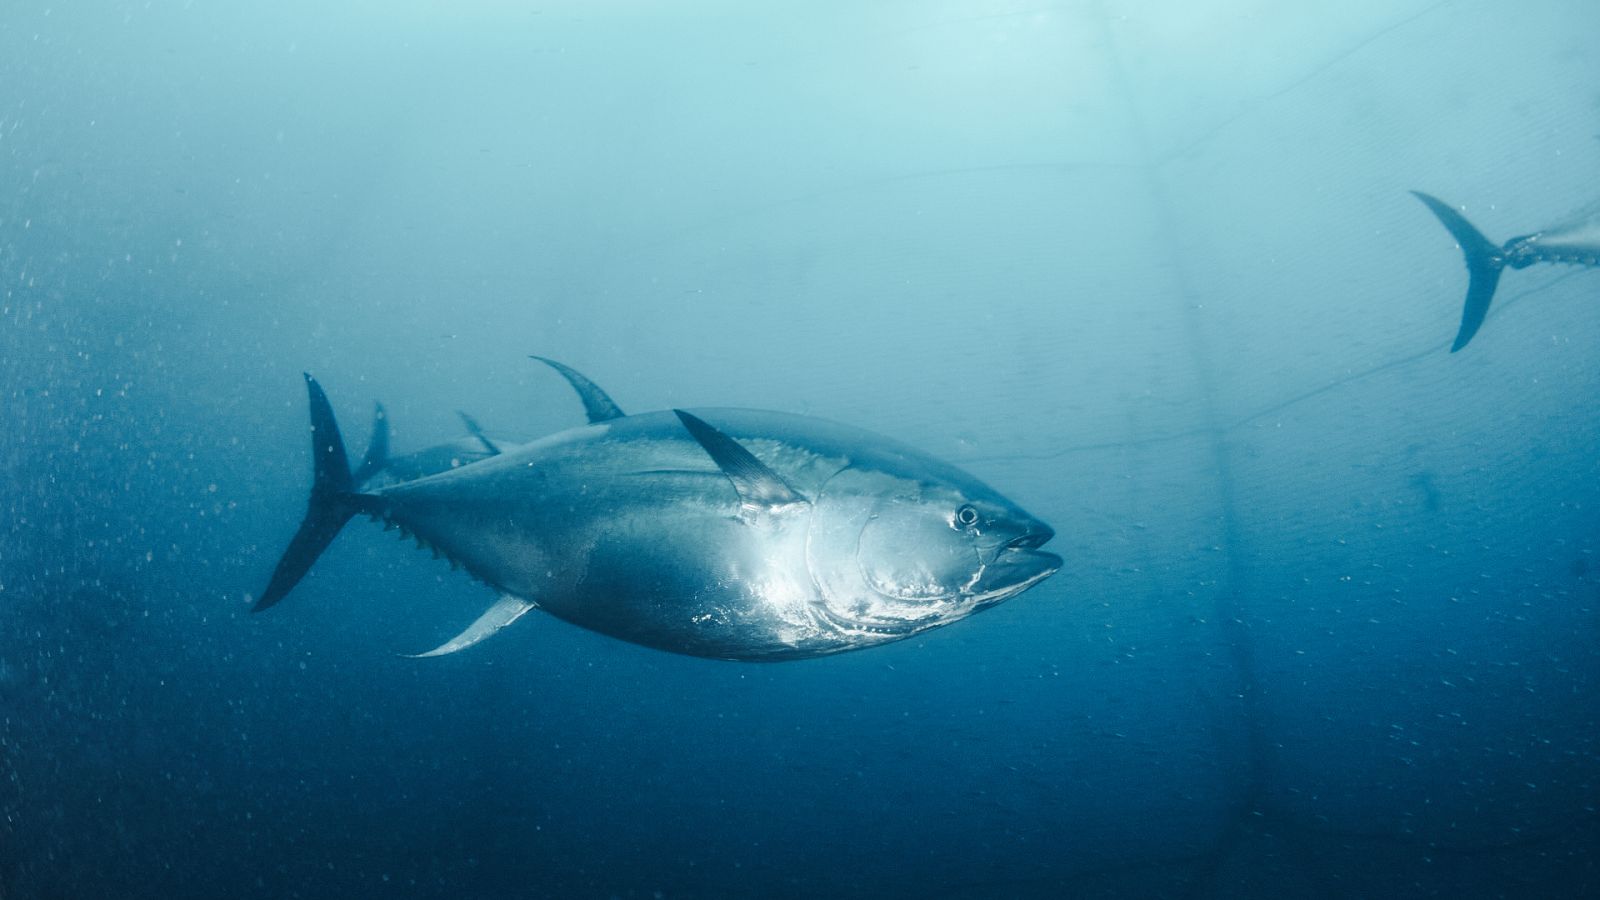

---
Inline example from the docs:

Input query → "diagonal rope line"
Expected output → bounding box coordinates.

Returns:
[960,268,1586,465]
[1154,0,1454,167]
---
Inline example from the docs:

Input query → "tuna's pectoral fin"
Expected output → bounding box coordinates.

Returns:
[673,409,806,509]
[404,594,537,658]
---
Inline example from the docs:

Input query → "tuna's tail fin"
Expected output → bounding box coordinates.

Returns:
[254,374,362,612]
[1411,191,1505,352]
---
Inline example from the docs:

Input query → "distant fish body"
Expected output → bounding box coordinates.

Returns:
[352,357,623,490]
[351,405,505,491]
[256,360,1060,661]
[1412,191,1600,351]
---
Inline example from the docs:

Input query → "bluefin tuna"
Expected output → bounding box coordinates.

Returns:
[1412,191,1600,351]
[255,367,1060,661]
[349,403,504,490]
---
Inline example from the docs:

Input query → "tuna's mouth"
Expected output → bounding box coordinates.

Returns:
[969,548,1061,607]
[814,546,1060,639]
[969,523,1061,606]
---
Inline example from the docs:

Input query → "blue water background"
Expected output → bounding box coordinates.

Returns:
[2,2,1597,897]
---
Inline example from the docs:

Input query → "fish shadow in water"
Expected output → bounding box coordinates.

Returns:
[1409,471,1442,513]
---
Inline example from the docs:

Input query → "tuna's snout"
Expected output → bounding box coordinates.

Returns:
[1007,522,1055,551]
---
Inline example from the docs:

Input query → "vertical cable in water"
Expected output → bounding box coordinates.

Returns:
[1087,3,1272,893]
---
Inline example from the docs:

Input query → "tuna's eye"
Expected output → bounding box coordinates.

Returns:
[955,505,979,527]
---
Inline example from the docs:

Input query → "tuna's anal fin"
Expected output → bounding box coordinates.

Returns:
[530,356,626,423]
[404,594,538,658]
[673,409,806,510]
[1410,190,1506,352]
[456,411,502,455]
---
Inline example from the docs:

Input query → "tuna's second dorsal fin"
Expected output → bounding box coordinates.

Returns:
[456,411,501,455]
[353,401,390,484]
[673,409,806,509]
[530,356,626,423]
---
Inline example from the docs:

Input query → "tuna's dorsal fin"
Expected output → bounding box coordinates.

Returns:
[456,411,501,455]
[404,594,537,658]
[673,409,806,509]
[530,355,626,423]
[353,401,390,484]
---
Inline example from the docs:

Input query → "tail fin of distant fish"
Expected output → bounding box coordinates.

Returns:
[254,374,369,612]
[1411,191,1505,352]
[352,401,390,484]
